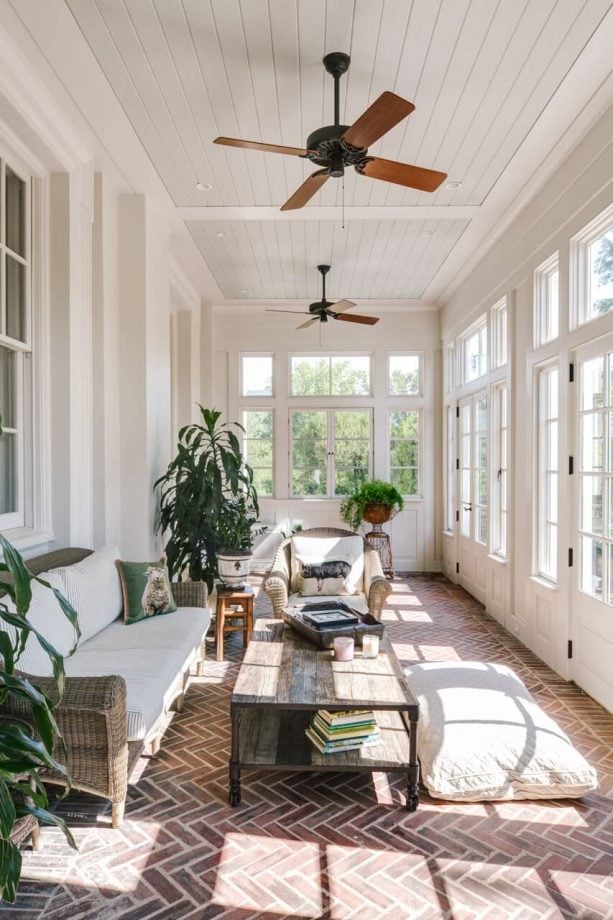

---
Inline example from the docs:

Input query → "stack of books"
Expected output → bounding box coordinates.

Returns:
[306,709,380,754]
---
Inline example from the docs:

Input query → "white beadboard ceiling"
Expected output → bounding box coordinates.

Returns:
[66,0,612,303]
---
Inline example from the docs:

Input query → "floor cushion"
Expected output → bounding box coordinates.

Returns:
[405,661,598,801]
[64,606,210,740]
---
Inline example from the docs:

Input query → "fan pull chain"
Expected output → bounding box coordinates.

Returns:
[341,174,345,229]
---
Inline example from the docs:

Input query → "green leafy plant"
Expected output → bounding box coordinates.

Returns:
[155,407,261,591]
[340,479,404,531]
[0,524,80,901]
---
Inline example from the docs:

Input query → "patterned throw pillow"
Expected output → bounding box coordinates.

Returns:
[290,535,364,596]
[116,560,177,625]
[296,560,353,596]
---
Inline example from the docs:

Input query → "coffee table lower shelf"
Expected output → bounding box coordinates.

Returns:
[229,707,419,811]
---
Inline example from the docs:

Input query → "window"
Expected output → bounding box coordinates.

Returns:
[534,253,559,346]
[388,354,420,395]
[461,318,487,383]
[445,405,455,531]
[290,409,371,497]
[1,155,29,530]
[473,394,488,544]
[536,365,558,581]
[492,383,508,556]
[241,354,273,397]
[290,354,371,396]
[388,410,420,496]
[242,410,273,497]
[571,206,613,328]
[578,352,612,604]
[491,297,508,369]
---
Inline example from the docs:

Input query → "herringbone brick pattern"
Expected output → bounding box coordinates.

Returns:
[3,575,612,919]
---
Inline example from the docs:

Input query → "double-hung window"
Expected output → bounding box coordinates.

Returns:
[242,410,274,497]
[388,410,420,497]
[0,156,30,530]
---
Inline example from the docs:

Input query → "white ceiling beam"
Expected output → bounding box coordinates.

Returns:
[178,205,480,222]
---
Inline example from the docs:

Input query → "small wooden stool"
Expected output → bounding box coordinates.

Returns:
[215,585,255,661]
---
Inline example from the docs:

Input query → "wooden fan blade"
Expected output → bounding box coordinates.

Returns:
[214,137,311,157]
[297,317,319,330]
[343,92,415,149]
[329,299,356,314]
[357,157,447,192]
[281,169,329,211]
[334,313,379,326]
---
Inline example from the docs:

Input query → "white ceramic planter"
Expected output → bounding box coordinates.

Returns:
[217,551,251,588]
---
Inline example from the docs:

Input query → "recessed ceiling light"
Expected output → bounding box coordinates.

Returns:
[445,180,463,190]
[422,230,438,238]
[240,289,248,294]
[195,181,213,191]
[216,231,230,239]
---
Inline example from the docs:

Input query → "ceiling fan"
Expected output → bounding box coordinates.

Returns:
[214,52,447,210]
[266,264,379,330]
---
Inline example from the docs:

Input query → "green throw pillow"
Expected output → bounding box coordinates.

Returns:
[116,560,177,625]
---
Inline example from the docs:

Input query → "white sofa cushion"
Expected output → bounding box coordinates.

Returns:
[53,547,123,644]
[290,534,364,596]
[5,572,78,676]
[64,606,211,741]
[405,661,598,801]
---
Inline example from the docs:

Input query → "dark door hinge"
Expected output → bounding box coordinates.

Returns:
[456,406,460,418]
[455,562,460,574]
[568,548,573,567]
[567,639,573,659]
[569,456,574,475]
[456,458,460,470]
[455,509,459,523]
[569,363,575,383]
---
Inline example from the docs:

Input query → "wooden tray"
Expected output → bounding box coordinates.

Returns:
[282,605,385,648]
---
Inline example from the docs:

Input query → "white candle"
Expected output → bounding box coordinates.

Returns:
[362,635,380,658]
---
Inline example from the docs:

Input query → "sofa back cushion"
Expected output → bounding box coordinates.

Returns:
[4,572,78,676]
[290,534,364,596]
[53,546,123,644]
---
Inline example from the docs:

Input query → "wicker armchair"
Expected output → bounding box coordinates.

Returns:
[262,527,392,619]
[0,548,208,828]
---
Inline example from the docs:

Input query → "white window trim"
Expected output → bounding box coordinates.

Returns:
[491,296,508,370]
[288,351,374,399]
[569,203,613,331]
[240,352,275,399]
[444,403,455,532]
[386,351,423,397]
[289,407,373,499]
[534,252,560,348]
[387,408,422,499]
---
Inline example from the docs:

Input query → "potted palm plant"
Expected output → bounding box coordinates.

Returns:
[155,407,262,593]
[340,479,404,532]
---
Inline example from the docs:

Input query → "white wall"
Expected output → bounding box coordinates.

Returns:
[440,103,613,691]
[213,307,441,572]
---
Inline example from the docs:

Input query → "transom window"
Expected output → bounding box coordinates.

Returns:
[388,354,421,395]
[290,354,371,397]
[491,297,508,369]
[534,253,559,346]
[290,409,371,497]
[461,318,488,384]
[578,352,612,604]
[242,410,273,497]
[241,354,273,397]
[388,410,420,496]
[571,205,613,328]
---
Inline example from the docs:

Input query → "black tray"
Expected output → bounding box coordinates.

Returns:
[282,604,385,649]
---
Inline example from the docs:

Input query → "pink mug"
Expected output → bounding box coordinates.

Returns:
[333,636,355,661]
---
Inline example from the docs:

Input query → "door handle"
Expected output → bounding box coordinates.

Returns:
[462,503,472,511]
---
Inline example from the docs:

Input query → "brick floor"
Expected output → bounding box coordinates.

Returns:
[3,575,612,919]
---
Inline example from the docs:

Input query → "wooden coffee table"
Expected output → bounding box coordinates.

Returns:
[229,618,420,810]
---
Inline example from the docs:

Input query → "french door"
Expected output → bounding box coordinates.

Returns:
[458,391,489,603]
[570,335,613,711]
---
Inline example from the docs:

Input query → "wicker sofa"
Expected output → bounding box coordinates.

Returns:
[262,527,392,618]
[0,547,210,828]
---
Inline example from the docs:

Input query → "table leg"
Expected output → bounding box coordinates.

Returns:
[216,603,224,662]
[406,712,419,812]
[229,703,242,806]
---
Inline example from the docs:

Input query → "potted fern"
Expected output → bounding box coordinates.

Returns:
[340,479,404,532]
